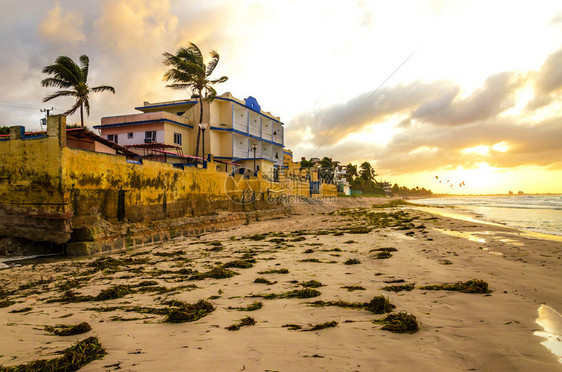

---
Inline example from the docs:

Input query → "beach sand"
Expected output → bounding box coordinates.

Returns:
[0,197,560,371]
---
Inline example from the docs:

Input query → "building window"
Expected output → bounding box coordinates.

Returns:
[127,132,133,139]
[174,132,182,145]
[145,131,156,143]
[107,134,118,144]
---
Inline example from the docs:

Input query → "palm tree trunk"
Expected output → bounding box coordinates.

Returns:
[194,96,203,164]
[80,102,84,127]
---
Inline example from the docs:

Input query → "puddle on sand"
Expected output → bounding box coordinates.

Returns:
[434,228,487,243]
[535,305,562,363]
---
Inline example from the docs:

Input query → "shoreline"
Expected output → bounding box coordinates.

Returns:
[0,197,560,371]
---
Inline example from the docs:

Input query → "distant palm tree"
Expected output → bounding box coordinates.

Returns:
[41,55,115,127]
[162,43,228,160]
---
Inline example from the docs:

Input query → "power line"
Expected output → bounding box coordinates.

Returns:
[0,102,45,109]
[310,50,416,156]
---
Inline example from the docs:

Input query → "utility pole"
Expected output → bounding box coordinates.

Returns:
[41,107,54,117]
[40,108,54,130]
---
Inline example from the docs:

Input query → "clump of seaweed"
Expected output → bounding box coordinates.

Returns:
[258,268,289,274]
[370,247,398,253]
[309,295,394,314]
[226,316,256,331]
[0,337,106,371]
[282,324,302,331]
[365,296,395,314]
[300,258,321,263]
[95,285,133,301]
[372,200,411,208]
[374,251,392,259]
[382,284,415,292]
[163,300,215,323]
[45,322,92,336]
[189,267,239,280]
[154,249,185,257]
[305,320,337,331]
[228,301,263,311]
[346,227,372,234]
[343,240,356,244]
[420,279,491,294]
[265,288,321,299]
[247,234,266,241]
[374,312,419,333]
[254,277,276,285]
[291,237,306,242]
[222,258,256,269]
[341,285,366,292]
[300,280,324,288]
[303,249,314,254]
[0,299,16,308]
[9,307,33,313]
[344,258,361,265]
[269,238,286,244]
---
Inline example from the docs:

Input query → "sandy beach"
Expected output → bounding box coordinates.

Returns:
[0,197,560,371]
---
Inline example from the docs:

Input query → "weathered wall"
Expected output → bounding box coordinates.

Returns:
[0,118,71,244]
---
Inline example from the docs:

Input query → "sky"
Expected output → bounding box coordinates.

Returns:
[1,0,561,194]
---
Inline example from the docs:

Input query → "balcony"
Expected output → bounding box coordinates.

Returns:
[233,148,248,159]
[233,119,247,133]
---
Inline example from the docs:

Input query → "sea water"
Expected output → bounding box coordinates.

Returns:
[415,194,562,237]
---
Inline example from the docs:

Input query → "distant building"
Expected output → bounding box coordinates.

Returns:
[96,93,284,176]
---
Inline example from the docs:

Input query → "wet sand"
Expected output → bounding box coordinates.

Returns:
[0,197,560,371]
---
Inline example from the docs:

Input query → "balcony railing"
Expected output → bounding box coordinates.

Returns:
[233,120,247,132]
[249,125,260,137]
[233,148,248,159]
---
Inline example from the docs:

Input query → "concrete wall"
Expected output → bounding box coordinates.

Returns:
[0,118,71,244]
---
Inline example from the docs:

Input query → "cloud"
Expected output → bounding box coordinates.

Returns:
[38,1,85,45]
[412,71,523,125]
[288,80,455,147]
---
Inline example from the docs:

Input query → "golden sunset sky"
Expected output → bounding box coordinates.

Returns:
[1,0,561,194]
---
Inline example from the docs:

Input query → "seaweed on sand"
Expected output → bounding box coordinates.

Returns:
[0,337,106,371]
[226,316,256,331]
[228,301,263,311]
[254,278,276,285]
[341,285,366,292]
[258,268,289,274]
[381,283,415,292]
[264,288,321,299]
[222,258,256,269]
[189,267,239,280]
[45,322,92,336]
[300,280,324,288]
[374,312,419,333]
[305,320,337,331]
[163,300,215,323]
[344,259,361,265]
[419,279,491,294]
[308,295,395,314]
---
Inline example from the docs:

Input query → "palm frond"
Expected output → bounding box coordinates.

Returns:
[165,83,191,90]
[79,55,89,82]
[204,86,217,102]
[43,90,77,102]
[206,51,220,77]
[209,76,228,84]
[91,85,115,93]
[41,77,73,89]
[63,100,82,116]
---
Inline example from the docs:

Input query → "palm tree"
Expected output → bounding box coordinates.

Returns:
[41,55,115,127]
[162,43,228,161]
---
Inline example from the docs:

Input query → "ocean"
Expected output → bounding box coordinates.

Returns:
[414,194,562,237]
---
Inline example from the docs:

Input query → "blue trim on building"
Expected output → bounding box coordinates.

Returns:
[210,126,283,147]
[0,134,47,142]
[94,118,194,130]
